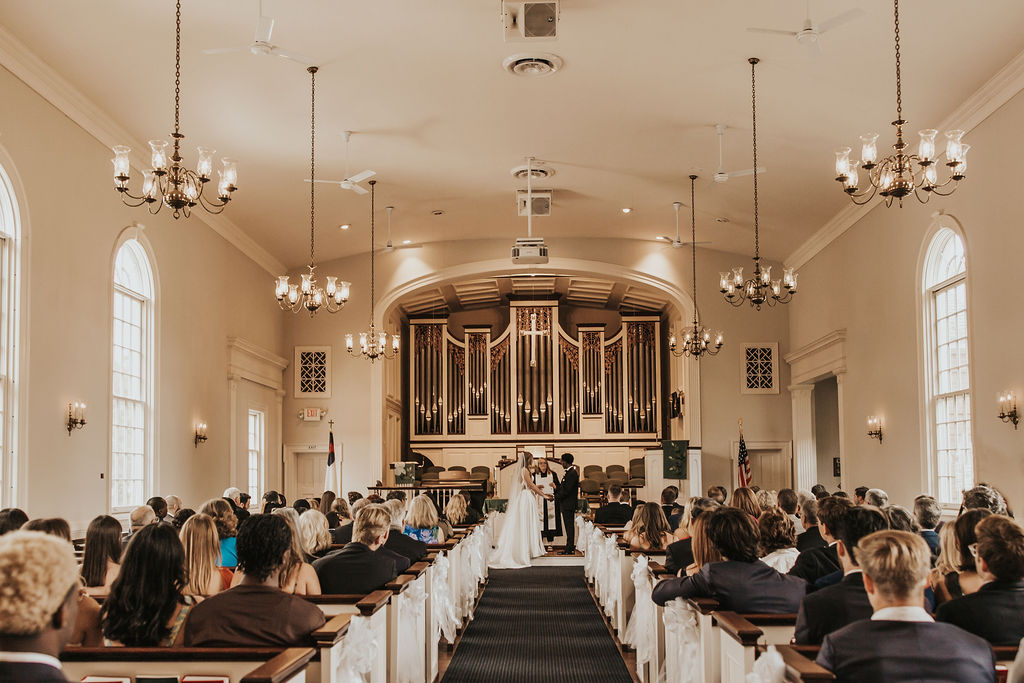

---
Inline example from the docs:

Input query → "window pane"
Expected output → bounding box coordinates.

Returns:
[247,410,264,503]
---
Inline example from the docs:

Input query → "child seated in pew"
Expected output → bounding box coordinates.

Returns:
[623,502,675,551]
[0,530,81,682]
[184,514,325,647]
[816,530,995,683]
[651,506,806,612]
[101,524,195,646]
[757,509,799,573]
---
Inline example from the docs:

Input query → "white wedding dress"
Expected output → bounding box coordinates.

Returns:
[489,462,545,569]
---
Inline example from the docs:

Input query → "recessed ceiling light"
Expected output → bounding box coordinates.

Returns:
[656,235,666,240]
[622,208,632,214]
[431,209,445,216]
[402,239,412,245]
[339,224,350,230]
[715,217,730,224]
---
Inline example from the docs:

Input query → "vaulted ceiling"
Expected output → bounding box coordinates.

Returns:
[2,0,1022,268]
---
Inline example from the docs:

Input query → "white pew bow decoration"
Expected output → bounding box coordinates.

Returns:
[663,598,702,683]
[746,645,786,683]
[432,553,459,643]
[397,576,428,683]
[335,614,377,683]
[622,554,656,669]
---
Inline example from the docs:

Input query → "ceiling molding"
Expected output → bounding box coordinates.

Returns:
[0,25,285,276]
[785,47,1024,272]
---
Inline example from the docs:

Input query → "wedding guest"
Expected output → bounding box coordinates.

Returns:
[0,531,81,681]
[660,487,680,527]
[595,483,634,525]
[146,496,169,523]
[179,513,225,597]
[758,509,799,572]
[314,505,400,594]
[320,491,339,528]
[936,515,1024,645]
[81,515,122,597]
[383,499,427,564]
[173,508,196,530]
[796,498,827,552]
[883,505,919,533]
[778,489,804,534]
[961,484,1007,515]
[249,510,319,595]
[184,514,325,647]
[222,487,249,523]
[652,507,805,611]
[165,495,183,519]
[790,496,853,585]
[22,519,70,542]
[914,495,942,557]
[101,524,194,646]
[816,531,995,682]
[684,515,722,576]
[706,486,727,505]
[853,487,869,505]
[0,508,28,535]
[445,493,472,526]
[332,498,352,529]
[404,494,444,543]
[755,489,778,513]
[333,499,367,545]
[456,492,483,524]
[730,487,760,519]
[665,497,719,575]
[385,490,408,503]
[623,502,674,551]
[262,490,282,514]
[864,488,888,507]
[127,505,157,537]
[297,510,333,560]
[200,498,239,569]
[348,491,364,506]
[932,508,992,605]
[795,505,889,644]
[811,484,829,500]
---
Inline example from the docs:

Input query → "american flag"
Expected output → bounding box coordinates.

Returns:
[737,435,752,487]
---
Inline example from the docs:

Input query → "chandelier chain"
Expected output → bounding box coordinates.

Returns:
[370,181,375,323]
[894,0,902,122]
[309,66,316,266]
[690,176,697,324]
[751,58,759,261]
[174,0,181,137]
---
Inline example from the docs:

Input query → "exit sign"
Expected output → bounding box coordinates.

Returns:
[302,407,325,422]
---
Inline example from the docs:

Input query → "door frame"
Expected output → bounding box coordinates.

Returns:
[729,440,794,492]
[283,442,341,501]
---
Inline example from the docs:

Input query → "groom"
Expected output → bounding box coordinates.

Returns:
[554,452,579,555]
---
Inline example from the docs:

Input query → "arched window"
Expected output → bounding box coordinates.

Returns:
[112,238,154,509]
[923,227,973,505]
[0,162,21,506]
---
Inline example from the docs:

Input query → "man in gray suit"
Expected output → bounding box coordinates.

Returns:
[817,530,995,682]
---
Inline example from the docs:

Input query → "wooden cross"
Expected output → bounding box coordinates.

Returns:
[520,312,548,367]
[328,419,335,429]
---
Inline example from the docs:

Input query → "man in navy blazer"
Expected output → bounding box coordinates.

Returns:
[795,505,889,644]
[652,507,805,612]
[817,530,995,683]
[790,496,852,586]
[314,504,400,595]
[936,514,1024,645]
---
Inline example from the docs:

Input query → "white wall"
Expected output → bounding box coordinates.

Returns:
[787,89,1024,510]
[0,65,285,525]
[281,236,794,495]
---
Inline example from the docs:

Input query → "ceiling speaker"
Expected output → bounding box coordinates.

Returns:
[502,1,559,42]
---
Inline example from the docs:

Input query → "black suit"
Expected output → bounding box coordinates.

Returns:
[384,529,428,565]
[817,619,996,683]
[0,662,67,682]
[313,542,399,594]
[594,502,633,526]
[380,545,410,574]
[796,525,827,552]
[794,571,873,644]
[555,466,580,552]
[331,523,353,545]
[789,544,840,586]
[936,579,1024,645]
[664,537,694,576]
[652,559,806,613]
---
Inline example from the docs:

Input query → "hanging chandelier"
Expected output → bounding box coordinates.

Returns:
[670,176,723,358]
[833,0,969,207]
[346,181,400,363]
[274,66,351,316]
[721,58,797,311]
[111,0,238,218]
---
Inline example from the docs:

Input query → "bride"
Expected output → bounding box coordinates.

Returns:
[489,453,550,569]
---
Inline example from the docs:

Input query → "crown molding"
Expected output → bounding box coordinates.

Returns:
[786,47,1024,272]
[0,26,285,276]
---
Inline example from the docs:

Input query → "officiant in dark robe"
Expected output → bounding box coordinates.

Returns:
[533,458,561,543]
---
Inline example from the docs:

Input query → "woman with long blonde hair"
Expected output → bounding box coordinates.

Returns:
[179,513,224,597]
[297,509,332,559]
[405,494,444,543]
[624,502,674,551]
[444,493,469,526]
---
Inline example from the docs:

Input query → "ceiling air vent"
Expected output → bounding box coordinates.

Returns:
[502,1,559,41]
[510,162,555,180]
[503,53,563,77]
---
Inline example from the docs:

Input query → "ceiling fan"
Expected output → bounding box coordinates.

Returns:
[306,131,376,195]
[380,206,422,252]
[203,0,312,65]
[711,124,765,184]
[655,202,711,248]
[747,1,865,56]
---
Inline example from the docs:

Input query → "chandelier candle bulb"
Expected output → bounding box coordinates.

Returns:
[860,135,879,166]
[148,140,169,174]
[112,146,131,182]
[918,130,937,163]
[196,148,214,180]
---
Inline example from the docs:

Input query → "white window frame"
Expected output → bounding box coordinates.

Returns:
[0,158,24,509]
[918,218,975,508]
[110,232,158,512]
[247,407,265,504]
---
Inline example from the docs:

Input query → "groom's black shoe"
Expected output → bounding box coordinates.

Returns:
[558,548,575,555]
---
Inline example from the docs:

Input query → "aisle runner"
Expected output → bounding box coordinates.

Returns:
[442,566,632,683]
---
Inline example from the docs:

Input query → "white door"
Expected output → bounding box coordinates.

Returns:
[295,451,328,501]
[750,448,793,491]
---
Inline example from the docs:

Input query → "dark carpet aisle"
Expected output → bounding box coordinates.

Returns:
[441,566,632,683]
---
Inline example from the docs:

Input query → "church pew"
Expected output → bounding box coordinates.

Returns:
[771,645,835,681]
[310,614,352,683]
[305,591,391,683]
[61,646,315,683]
[715,611,798,683]
[384,573,429,683]
[401,562,437,683]
[787,643,1018,683]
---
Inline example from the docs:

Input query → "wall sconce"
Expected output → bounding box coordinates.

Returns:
[194,422,208,447]
[866,416,883,443]
[66,401,87,435]
[998,392,1019,430]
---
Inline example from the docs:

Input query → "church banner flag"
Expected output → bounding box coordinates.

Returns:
[324,429,340,495]
[737,434,752,488]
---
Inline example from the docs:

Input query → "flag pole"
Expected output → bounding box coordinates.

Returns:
[738,417,743,437]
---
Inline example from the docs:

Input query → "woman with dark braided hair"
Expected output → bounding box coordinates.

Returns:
[100,524,193,646]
